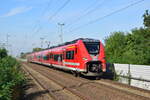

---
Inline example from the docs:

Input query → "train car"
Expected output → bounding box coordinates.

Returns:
[27,38,115,78]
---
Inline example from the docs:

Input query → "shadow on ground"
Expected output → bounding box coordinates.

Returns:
[22,79,49,100]
[23,89,49,100]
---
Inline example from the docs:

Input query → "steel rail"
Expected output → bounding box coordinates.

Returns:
[23,64,88,100]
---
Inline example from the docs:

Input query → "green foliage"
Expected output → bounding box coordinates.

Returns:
[32,47,42,52]
[0,48,25,100]
[143,10,150,28]
[0,48,7,59]
[20,52,26,59]
[105,28,150,65]
[20,52,30,59]
[105,32,126,63]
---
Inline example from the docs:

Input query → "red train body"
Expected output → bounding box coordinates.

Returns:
[27,38,111,77]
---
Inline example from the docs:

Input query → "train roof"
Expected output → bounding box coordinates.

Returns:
[48,38,99,49]
[32,38,100,53]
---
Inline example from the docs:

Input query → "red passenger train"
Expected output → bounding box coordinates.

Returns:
[27,38,114,77]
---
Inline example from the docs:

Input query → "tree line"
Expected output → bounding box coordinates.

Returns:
[105,10,150,65]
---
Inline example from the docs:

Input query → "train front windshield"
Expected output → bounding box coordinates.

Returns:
[84,42,100,55]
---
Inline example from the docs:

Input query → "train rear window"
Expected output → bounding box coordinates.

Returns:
[84,42,100,55]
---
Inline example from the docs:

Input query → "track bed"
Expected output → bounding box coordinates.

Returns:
[22,62,150,100]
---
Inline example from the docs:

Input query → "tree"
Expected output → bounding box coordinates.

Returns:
[20,52,26,59]
[104,11,150,65]
[0,48,7,59]
[20,52,30,59]
[32,47,42,52]
[105,32,126,63]
[123,28,150,64]
[104,28,150,65]
[143,10,150,28]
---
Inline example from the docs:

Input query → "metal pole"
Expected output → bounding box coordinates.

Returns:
[128,64,131,85]
[40,37,44,48]
[0,43,6,48]
[45,41,50,48]
[6,34,10,49]
[58,23,65,43]
[6,34,10,54]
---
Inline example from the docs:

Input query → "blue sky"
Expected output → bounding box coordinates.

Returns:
[0,0,149,56]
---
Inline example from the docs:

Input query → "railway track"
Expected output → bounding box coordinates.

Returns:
[95,80,150,99]
[22,62,150,100]
[22,66,55,100]
[23,64,88,100]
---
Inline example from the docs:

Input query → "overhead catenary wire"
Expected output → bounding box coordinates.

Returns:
[28,0,53,51]
[30,0,53,38]
[32,0,71,38]
[41,0,53,16]
[30,0,71,49]
[68,0,145,33]
[66,0,106,28]
[48,0,71,22]
[65,0,99,26]
[32,0,53,35]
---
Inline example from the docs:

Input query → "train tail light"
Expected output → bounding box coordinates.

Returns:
[102,63,106,72]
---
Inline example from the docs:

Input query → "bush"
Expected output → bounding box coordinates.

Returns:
[105,28,150,65]
[105,10,150,65]
[0,48,7,59]
[0,49,25,100]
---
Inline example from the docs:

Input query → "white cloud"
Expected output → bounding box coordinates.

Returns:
[1,6,32,17]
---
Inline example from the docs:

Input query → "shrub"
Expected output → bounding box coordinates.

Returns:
[0,48,7,59]
[0,52,25,100]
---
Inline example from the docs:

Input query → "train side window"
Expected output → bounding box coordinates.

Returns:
[51,54,53,59]
[60,54,62,61]
[37,56,40,59]
[71,51,74,59]
[43,55,48,60]
[54,55,58,61]
[66,51,74,59]
[49,54,51,59]
[54,54,62,61]
[66,52,69,59]
[49,54,53,59]
[62,53,65,59]
[75,48,77,54]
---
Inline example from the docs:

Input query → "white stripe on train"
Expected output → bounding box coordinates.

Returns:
[63,62,80,66]
[30,61,85,72]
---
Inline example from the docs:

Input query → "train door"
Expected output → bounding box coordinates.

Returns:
[43,54,49,64]
[74,46,78,68]
[59,53,63,66]
[73,45,79,70]
[62,49,65,66]
[65,45,76,69]
[49,53,54,65]
[56,51,63,66]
